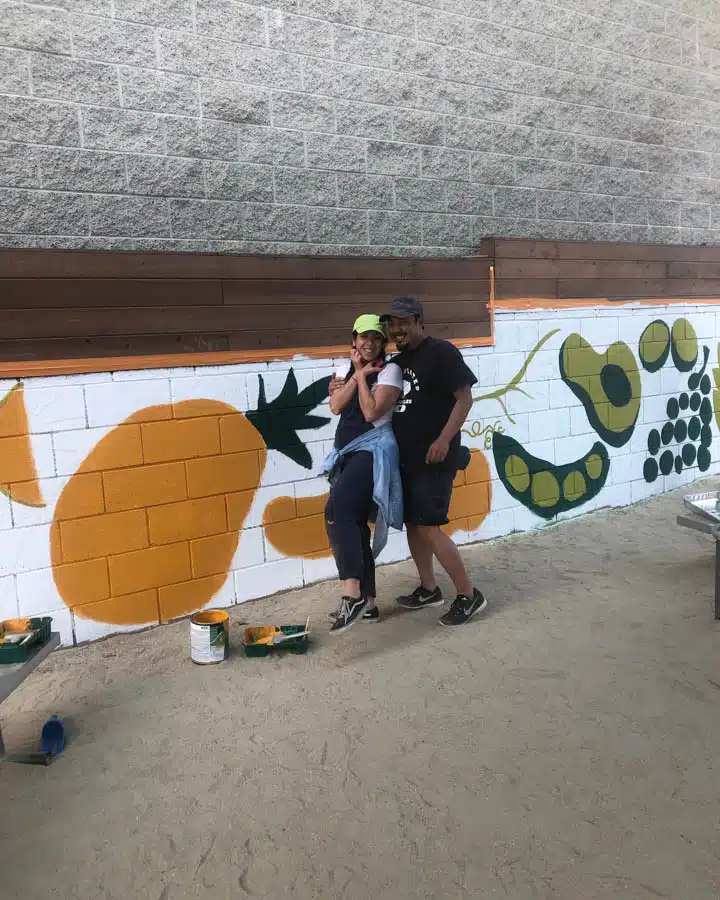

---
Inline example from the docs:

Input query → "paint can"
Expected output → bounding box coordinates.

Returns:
[190,610,229,665]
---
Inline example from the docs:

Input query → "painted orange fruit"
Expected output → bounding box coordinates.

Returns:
[50,371,329,626]
[264,493,331,559]
[443,449,492,535]
[0,384,44,507]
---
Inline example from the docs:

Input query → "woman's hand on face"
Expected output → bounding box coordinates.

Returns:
[350,348,367,373]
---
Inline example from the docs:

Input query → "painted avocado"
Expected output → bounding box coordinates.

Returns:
[493,432,610,521]
[559,334,641,448]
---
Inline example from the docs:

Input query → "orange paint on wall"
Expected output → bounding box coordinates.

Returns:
[444,450,492,536]
[0,384,44,507]
[264,494,332,558]
[51,399,269,624]
[73,590,160,626]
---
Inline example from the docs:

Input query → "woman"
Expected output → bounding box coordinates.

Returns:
[323,314,404,634]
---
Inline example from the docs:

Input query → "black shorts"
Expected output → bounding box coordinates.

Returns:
[401,466,455,526]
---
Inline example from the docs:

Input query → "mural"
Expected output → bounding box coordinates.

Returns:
[1,304,719,645]
[50,372,330,626]
[494,434,609,520]
[640,319,712,482]
[558,334,641,448]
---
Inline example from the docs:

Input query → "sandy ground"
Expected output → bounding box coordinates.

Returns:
[1,485,720,900]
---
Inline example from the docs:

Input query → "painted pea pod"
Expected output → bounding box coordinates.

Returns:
[493,432,610,521]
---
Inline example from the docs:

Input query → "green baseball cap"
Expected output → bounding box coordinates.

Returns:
[352,314,386,337]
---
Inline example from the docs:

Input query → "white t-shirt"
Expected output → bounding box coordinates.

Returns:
[336,361,403,428]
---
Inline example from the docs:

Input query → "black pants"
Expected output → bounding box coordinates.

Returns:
[325,451,376,598]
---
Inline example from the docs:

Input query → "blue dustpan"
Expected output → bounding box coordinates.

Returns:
[41,714,65,757]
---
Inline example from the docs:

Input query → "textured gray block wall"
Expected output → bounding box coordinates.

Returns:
[1,0,720,254]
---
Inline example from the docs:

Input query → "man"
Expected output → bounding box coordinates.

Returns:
[380,296,487,626]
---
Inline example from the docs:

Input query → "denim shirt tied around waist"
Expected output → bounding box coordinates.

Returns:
[321,423,403,558]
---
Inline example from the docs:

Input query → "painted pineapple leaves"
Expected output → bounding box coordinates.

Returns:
[247,369,331,469]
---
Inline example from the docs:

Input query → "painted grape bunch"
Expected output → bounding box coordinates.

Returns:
[640,319,712,483]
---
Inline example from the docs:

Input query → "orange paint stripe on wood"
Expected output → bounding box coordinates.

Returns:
[495,295,720,311]
[0,336,495,379]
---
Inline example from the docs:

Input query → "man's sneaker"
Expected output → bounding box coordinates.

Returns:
[329,596,368,633]
[328,603,379,622]
[396,585,443,609]
[439,589,487,626]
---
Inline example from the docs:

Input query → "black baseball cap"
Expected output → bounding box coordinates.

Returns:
[380,295,424,322]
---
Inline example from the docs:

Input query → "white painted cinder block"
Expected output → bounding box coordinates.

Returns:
[234,526,266,570]
[630,477,665,504]
[525,348,559,383]
[170,372,248,411]
[528,407,570,442]
[660,366,688,397]
[0,492,13,531]
[522,438,556,462]
[494,320,540,352]
[23,385,86,433]
[31,433,56,478]
[73,613,148,645]
[569,404,593,436]
[478,507,515,540]
[84,379,171,427]
[44,607,74,646]
[52,427,107,477]
[0,575,18,619]
[548,378,573,409]
[11,476,65,528]
[234,558,304,603]
[580,316,620,346]
[302,554,338,586]
[376,530,409,565]
[16,568,66,616]
[692,312,715,339]
[0,525,50,577]
[513,505,548,534]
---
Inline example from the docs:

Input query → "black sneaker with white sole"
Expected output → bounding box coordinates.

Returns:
[396,585,443,610]
[438,589,487,626]
[329,596,368,633]
[328,603,379,622]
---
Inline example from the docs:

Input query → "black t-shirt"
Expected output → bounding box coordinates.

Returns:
[391,336,477,471]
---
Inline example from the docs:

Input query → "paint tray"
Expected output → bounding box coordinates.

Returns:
[243,625,309,657]
[683,492,720,523]
[0,617,52,664]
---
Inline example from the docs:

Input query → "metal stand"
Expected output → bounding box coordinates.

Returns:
[677,515,720,620]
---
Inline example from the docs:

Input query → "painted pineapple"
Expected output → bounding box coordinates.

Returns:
[50,371,329,625]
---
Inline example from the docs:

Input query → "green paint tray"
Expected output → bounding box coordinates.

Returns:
[243,623,310,657]
[0,617,52,664]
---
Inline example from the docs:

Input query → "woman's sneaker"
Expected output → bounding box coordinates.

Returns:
[329,596,368,633]
[438,589,487,626]
[329,602,379,622]
[396,585,443,609]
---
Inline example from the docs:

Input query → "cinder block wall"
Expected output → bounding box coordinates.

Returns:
[1,0,720,254]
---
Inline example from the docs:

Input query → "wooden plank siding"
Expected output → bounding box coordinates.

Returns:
[483,239,720,304]
[0,249,492,376]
